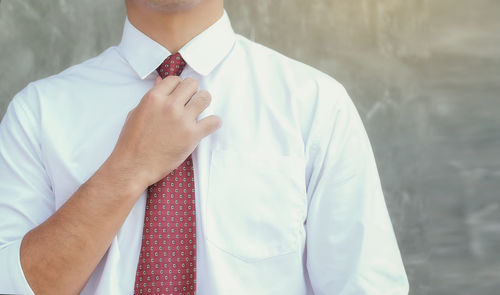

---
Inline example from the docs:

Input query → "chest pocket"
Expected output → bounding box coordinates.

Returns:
[205,149,307,262]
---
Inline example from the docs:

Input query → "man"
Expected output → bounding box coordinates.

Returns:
[0,0,409,294]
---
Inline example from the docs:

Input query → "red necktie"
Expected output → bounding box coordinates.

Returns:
[134,53,197,295]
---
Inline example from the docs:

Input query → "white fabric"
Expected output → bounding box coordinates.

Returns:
[0,10,409,295]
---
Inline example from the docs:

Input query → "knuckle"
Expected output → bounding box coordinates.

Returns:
[145,90,162,103]
[198,90,211,100]
[196,91,211,106]
[183,77,199,89]
[166,75,182,83]
[125,111,133,121]
[163,100,177,114]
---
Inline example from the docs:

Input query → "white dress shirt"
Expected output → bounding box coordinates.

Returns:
[0,10,409,295]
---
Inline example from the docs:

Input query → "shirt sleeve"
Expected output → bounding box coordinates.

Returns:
[0,85,54,295]
[304,80,409,295]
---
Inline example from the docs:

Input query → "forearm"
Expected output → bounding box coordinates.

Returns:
[14,76,218,294]
[20,160,145,294]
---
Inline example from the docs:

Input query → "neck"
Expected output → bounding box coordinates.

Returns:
[125,0,224,53]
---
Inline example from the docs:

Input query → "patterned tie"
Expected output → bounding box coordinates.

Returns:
[134,53,197,295]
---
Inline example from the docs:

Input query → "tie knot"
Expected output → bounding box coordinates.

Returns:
[156,52,186,78]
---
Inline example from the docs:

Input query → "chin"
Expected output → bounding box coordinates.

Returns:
[139,0,205,12]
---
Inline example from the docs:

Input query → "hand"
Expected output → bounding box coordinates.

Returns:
[103,76,221,193]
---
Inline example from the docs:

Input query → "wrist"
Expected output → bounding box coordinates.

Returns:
[94,155,148,199]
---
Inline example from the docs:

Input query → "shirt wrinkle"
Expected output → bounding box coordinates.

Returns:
[0,9,409,295]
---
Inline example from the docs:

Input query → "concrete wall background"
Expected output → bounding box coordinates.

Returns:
[1,1,499,294]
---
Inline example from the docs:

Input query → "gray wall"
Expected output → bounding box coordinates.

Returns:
[1,1,499,294]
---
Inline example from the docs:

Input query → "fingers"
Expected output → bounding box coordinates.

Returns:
[196,115,222,137]
[185,90,212,118]
[151,77,217,135]
[170,77,199,106]
[152,75,182,96]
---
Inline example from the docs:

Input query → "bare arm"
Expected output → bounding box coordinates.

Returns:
[19,76,221,294]
[20,159,143,294]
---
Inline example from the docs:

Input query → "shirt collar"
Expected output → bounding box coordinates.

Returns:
[118,10,236,79]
